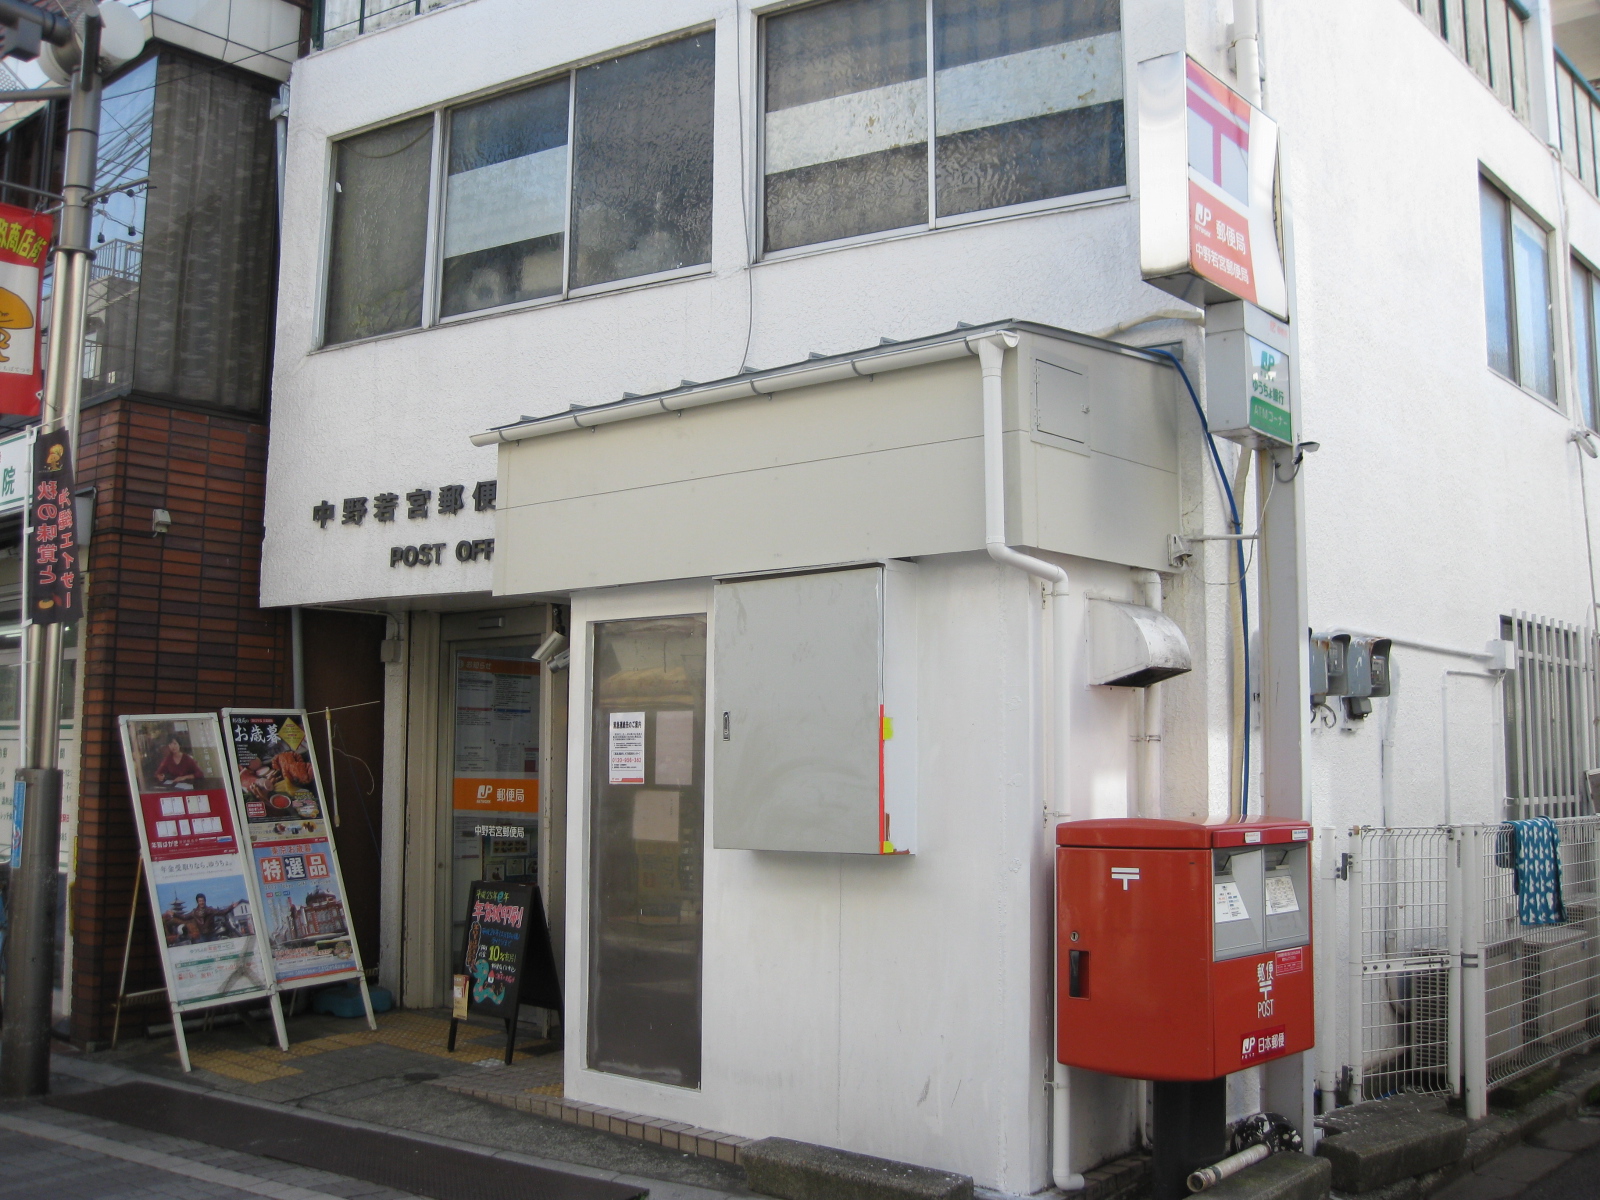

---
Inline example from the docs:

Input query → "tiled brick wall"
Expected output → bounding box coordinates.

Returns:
[70,396,291,1045]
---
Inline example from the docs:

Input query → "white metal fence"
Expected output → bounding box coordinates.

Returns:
[1348,828,1454,1101]
[1347,817,1600,1117]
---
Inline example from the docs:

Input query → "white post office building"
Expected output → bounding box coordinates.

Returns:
[263,0,1600,1191]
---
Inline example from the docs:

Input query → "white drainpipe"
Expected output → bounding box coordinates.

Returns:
[1233,0,1262,107]
[1134,570,1165,817]
[974,334,1084,1192]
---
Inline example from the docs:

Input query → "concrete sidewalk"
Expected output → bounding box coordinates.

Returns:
[71,1008,756,1199]
[1432,1111,1600,1199]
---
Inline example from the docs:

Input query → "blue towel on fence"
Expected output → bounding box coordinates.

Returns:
[1507,817,1566,926]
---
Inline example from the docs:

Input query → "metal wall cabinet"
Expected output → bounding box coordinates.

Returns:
[712,562,917,855]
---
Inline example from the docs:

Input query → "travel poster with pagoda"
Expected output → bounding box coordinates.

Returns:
[222,709,365,988]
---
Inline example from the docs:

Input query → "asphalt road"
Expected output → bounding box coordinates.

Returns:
[1511,1135,1600,1199]
[1434,1113,1600,1200]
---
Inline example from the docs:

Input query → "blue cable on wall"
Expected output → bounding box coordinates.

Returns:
[1143,348,1252,819]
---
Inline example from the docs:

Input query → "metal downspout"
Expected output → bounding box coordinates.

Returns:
[974,333,1084,1192]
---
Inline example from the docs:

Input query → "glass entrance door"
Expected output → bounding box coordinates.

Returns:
[449,646,541,963]
[587,615,705,1088]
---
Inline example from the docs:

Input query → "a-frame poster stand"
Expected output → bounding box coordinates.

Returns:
[118,713,287,1071]
[221,708,376,1029]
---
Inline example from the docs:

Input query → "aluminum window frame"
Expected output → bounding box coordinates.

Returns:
[753,0,1131,262]
[1481,176,1558,406]
[570,581,714,1094]
[1571,255,1600,431]
[317,25,717,350]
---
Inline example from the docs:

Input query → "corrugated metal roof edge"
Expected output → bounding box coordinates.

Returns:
[469,319,1176,447]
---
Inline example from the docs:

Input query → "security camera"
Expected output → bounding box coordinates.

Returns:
[532,631,567,663]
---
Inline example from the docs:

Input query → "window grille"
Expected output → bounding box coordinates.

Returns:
[1502,612,1599,819]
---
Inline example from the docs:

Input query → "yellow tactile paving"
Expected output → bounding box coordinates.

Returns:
[181,1047,304,1083]
[176,1009,545,1084]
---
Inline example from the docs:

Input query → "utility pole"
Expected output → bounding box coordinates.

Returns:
[0,0,101,1098]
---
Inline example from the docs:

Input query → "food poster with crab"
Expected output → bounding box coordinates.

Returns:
[0,204,51,417]
[118,714,276,1008]
[222,710,363,987]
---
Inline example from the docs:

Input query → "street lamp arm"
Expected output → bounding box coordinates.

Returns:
[0,88,69,101]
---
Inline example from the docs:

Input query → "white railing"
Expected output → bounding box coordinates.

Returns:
[1405,0,1531,119]
[1345,818,1600,1117]
[1556,50,1600,199]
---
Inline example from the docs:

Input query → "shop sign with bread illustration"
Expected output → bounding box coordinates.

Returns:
[0,202,52,418]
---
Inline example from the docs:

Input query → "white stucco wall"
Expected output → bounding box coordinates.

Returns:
[565,553,1146,1193]
[1265,2,1600,833]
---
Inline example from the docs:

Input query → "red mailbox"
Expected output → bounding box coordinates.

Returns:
[1056,817,1314,1081]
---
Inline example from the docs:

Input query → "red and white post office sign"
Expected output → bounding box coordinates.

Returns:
[1136,54,1287,319]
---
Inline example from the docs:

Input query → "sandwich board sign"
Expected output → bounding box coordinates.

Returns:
[118,713,286,1070]
[222,708,376,1028]
[446,881,562,1064]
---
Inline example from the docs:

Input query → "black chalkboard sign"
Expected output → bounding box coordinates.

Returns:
[447,882,563,1064]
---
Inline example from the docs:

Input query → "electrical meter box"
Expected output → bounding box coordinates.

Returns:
[1204,302,1293,448]
[1056,817,1314,1081]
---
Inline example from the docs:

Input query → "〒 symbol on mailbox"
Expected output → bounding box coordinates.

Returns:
[1111,866,1141,890]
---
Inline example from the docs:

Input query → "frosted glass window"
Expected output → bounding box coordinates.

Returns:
[1480,179,1553,400]
[587,615,706,1089]
[763,0,927,252]
[570,34,715,290]
[762,0,1126,252]
[325,117,433,345]
[933,0,1124,217]
[442,80,570,317]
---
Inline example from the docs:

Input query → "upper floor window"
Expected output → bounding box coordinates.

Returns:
[760,0,1125,254]
[1480,179,1554,401]
[1572,259,1600,430]
[323,32,715,347]
[1402,0,1529,120]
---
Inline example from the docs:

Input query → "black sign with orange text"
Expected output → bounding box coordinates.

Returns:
[27,429,79,623]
